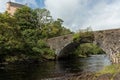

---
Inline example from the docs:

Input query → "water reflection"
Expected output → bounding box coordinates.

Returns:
[0,54,111,80]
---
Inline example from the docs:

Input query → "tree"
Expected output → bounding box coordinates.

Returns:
[0,7,72,62]
[0,12,25,61]
[14,7,55,60]
[41,18,72,38]
[35,8,53,25]
[14,6,37,30]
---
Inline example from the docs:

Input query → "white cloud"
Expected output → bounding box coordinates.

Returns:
[45,0,120,31]
[0,0,15,12]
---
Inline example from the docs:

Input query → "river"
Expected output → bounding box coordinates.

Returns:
[0,54,111,80]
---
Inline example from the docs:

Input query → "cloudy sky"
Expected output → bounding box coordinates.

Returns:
[0,0,120,31]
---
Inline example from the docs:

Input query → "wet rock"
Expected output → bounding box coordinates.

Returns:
[42,72,95,80]
[113,72,120,80]
[96,73,112,80]
[76,72,94,80]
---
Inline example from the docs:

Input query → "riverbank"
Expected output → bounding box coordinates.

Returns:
[42,70,120,80]
[67,64,120,80]
[0,55,111,80]
[1,62,119,80]
[42,72,95,80]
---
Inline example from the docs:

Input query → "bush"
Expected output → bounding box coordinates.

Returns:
[73,27,94,43]
[74,43,105,57]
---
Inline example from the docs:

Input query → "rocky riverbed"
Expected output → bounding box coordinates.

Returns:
[42,72,120,80]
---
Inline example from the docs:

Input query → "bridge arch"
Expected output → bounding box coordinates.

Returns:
[47,29,120,63]
[57,41,106,60]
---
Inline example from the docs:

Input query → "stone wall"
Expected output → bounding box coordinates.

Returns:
[47,28,120,63]
[94,29,120,63]
[6,2,24,15]
[6,5,18,15]
[47,34,73,57]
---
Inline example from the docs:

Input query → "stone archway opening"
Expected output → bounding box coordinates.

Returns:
[57,42,107,60]
[73,43,106,58]
[47,29,120,63]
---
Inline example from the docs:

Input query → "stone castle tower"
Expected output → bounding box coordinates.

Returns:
[6,1,24,15]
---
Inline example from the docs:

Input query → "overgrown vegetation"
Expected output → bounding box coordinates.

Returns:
[74,43,105,57]
[73,27,104,57]
[94,64,120,80]
[0,6,71,63]
[73,27,94,43]
[98,64,120,75]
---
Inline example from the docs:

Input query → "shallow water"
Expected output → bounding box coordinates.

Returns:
[0,54,111,80]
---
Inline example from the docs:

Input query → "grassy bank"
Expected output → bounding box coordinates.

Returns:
[94,64,120,80]
[98,64,120,75]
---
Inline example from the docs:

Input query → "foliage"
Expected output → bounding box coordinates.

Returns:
[0,6,72,63]
[74,43,105,57]
[14,6,37,30]
[97,64,120,76]
[34,8,53,26]
[32,40,55,59]
[41,18,72,38]
[73,27,94,43]
[0,12,24,62]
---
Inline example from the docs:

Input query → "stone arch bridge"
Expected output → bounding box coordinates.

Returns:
[47,29,120,63]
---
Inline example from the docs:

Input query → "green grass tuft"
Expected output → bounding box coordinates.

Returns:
[97,64,120,75]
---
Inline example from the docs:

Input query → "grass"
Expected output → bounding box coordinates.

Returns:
[96,64,120,76]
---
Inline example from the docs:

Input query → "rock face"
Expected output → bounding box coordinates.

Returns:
[47,28,120,63]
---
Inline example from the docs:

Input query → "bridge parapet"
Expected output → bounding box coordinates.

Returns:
[47,34,73,56]
[47,29,120,63]
[94,29,120,63]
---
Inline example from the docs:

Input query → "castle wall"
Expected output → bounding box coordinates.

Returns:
[7,6,18,15]
[6,2,24,15]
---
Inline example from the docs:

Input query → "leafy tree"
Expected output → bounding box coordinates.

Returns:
[14,6,37,30]
[0,12,24,61]
[32,40,55,59]
[41,18,72,38]
[35,8,53,26]
[0,6,72,62]
[14,7,55,60]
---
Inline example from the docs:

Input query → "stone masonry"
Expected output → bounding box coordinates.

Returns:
[6,1,24,15]
[47,28,120,63]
